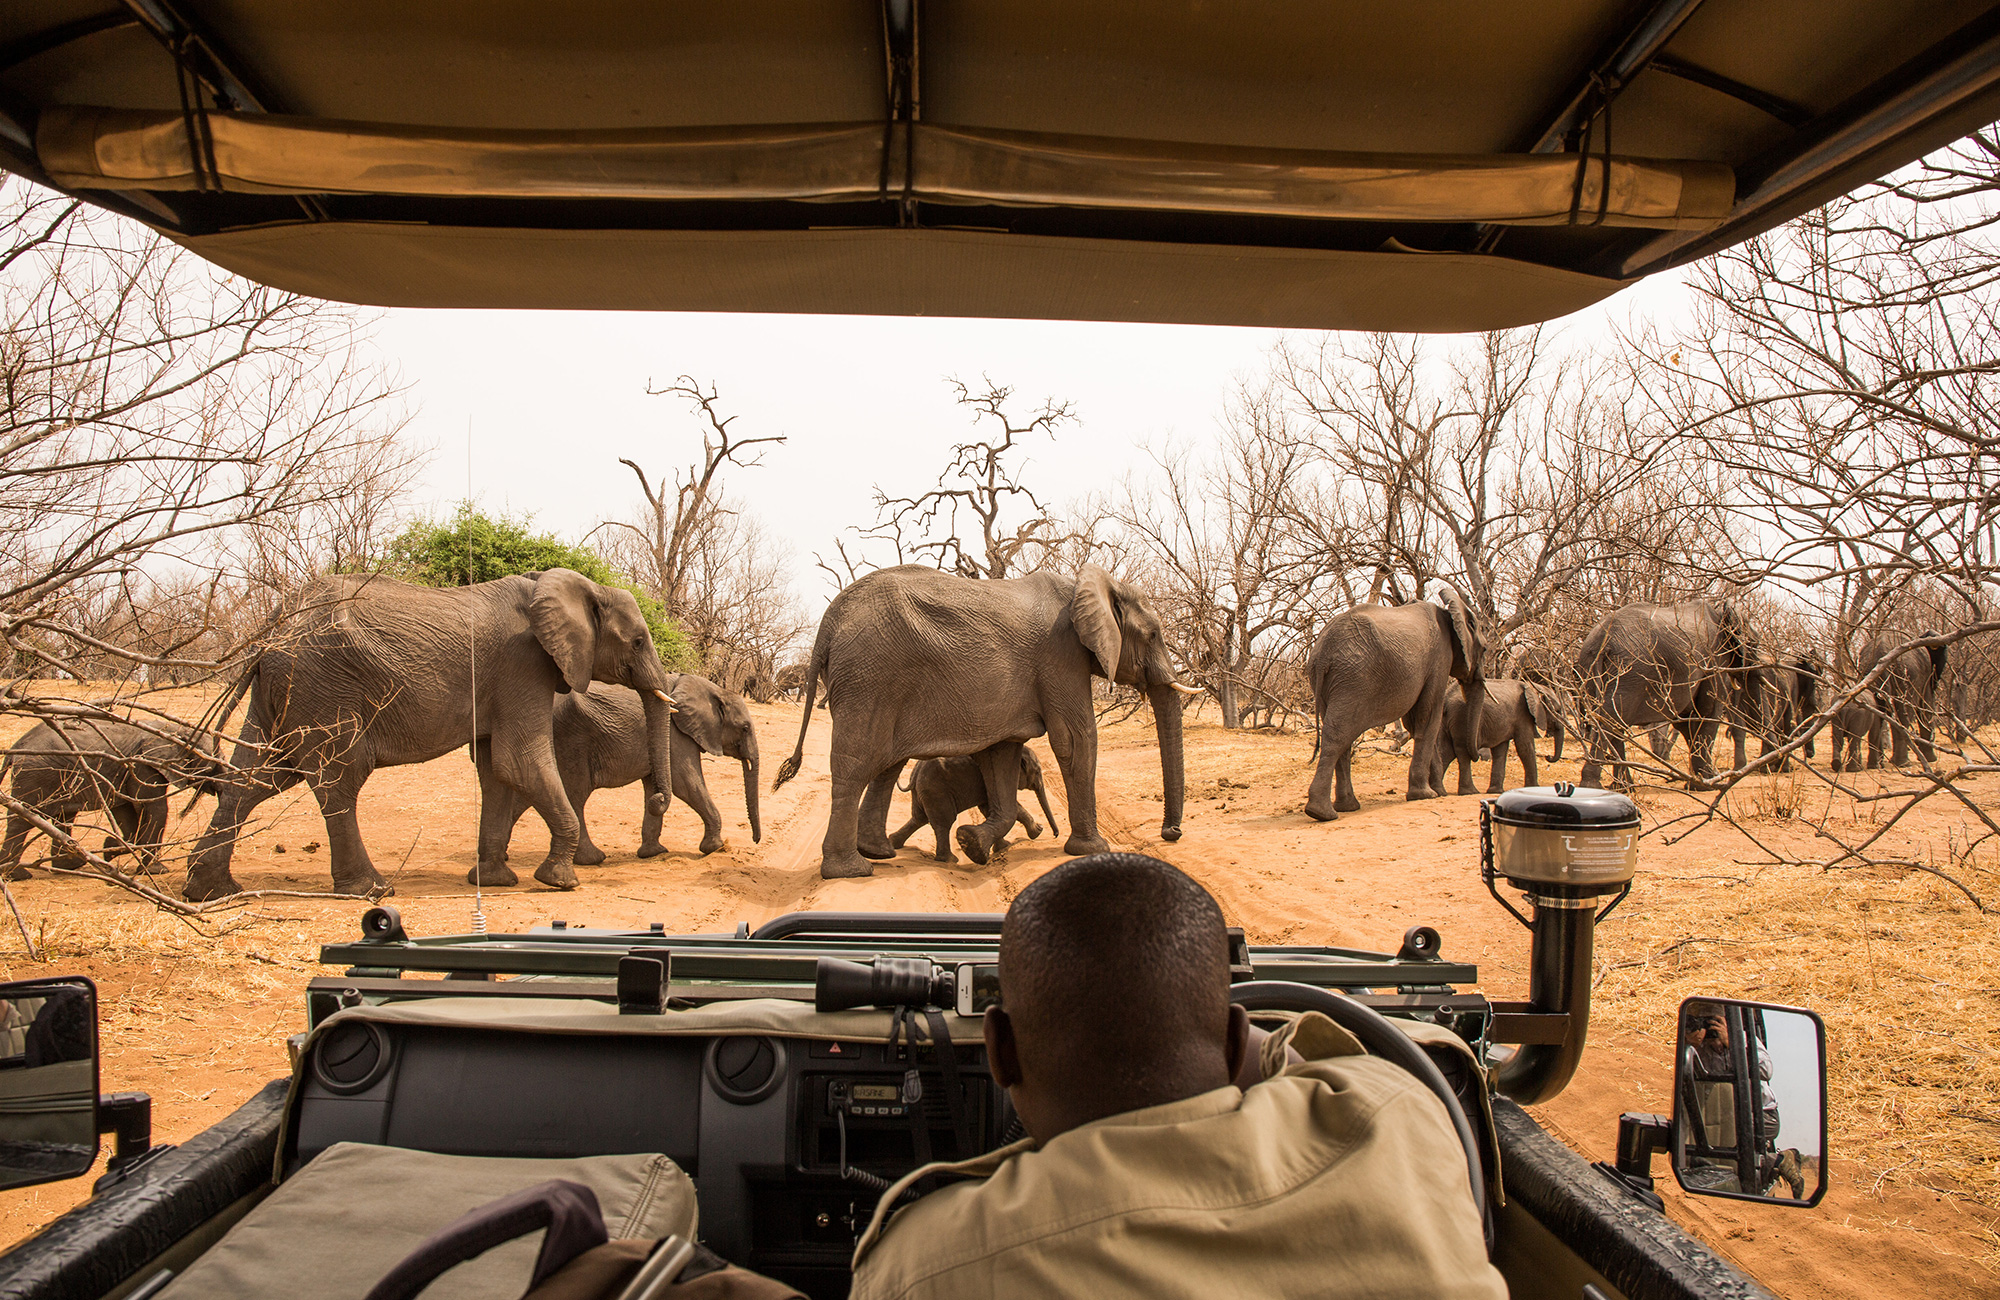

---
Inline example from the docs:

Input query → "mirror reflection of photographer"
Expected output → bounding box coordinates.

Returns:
[1677,1002,1804,1199]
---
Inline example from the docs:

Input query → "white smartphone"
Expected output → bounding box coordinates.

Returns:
[955,963,1001,1017]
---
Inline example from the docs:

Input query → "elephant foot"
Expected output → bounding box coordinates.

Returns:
[2,866,29,882]
[1457,784,1479,797]
[1063,833,1111,856]
[1406,788,1439,802]
[1304,801,1339,822]
[534,860,580,891]
[467,861,519,888]
[820,854,875,880]
[698,836,727,856]
[637,841,668,859]
[932,850,958,864]
[856,839,898,861]
[574,846,607,867]
[1024,821,1043,840]
[956,826,992,866]
[183,871,244,902]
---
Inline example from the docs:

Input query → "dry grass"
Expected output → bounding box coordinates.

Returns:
[1591,785,2000,1234]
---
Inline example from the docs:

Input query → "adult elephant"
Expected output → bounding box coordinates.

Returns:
[1856,630,1948,768]
[185,568,676,900]
[1576,599,1753,790]
[478,674,757,863]
[772,565,1193,880]
[1303,587,1486,821]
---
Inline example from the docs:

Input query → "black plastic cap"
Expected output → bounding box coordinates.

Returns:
[1489,783,1639,830]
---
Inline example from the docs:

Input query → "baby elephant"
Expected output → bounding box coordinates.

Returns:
[1435,680,1545,795]
[478,674,760,866]
[889,745,1061,865]
[1829,688,1887,772]
[2,717,225,880]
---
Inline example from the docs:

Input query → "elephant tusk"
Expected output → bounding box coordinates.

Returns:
[652,689,677,712]
[1170,682,1204,696]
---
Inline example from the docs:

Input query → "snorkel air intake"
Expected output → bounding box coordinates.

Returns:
[1481,783,1639,1104]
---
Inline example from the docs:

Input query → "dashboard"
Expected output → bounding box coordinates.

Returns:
[292,1015,1012,1298]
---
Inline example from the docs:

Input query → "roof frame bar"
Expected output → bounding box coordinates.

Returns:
[1650,53,1813,129]
[1520,0,1712,155]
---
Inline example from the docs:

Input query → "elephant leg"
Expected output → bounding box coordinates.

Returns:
[1048,712,1110,855]
[103,801,141,863]
[1403,686,1446,802]
[1485,740,1507,795]
[0,812,29,880]
[857,765,903,860]
[1916,717,1938,768]
[489,722,583,890]
[132,798,169,875]
[958,744,1024,866]
[1513,728,1538,792]
[888,790,926,851]
[675,744,727,856]
[1308,701,1367,819]
[571,792,607,867]
[1888,711,1913,767]
[471,739,522,887]
[311,761,390,896]
[819,769,878,880]
[1017,808,1044,839]
[185,716,300,901]
[928,799,958,863]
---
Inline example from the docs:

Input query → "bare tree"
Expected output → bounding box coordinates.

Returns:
[594,378,805,685]
[865,378,1076,580]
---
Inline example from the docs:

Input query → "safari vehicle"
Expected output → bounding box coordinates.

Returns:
[0,1,1984,1296]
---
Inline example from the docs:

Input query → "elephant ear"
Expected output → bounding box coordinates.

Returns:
[1714,599,1752,668]
[671,677,728,755]
[529,568,599,695]
[1436,585,1481,680]
[1071,566,1123,679]
[1522,682,1548,734]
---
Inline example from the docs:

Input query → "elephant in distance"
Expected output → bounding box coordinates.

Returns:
[1856,630,1949,768]
[772,565,1194,880]
[1740,654,1822,771]
[3,717,227,880]
[187,569,676,900]
[888,743,1062,864]
[1576,600,1754,790]
[1829,687,1887,772]
[1434,680,1545,796]
[1303,587,1488,821]
[479,676,759,863]
[1509,643,1576,761]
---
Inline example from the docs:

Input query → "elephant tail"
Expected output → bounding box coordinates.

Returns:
[772,620,832,790]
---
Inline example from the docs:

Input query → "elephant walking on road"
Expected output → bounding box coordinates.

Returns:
[1829,687,1887,772]
[889,744,1061,864]
[186,569,676,900]
[480,675,759,864]
[1856,631,1948,768]
[3,717,226,879]
[1303,587,1487,821]
[1435,680,1545,795]
[1577,600,1754,791]
[772,565,1193,880]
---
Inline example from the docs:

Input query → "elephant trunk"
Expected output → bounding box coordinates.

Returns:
[742,753,762,843]
[1149,683,1187,842]
[641,686,675,815]
[1456,677,1486,762]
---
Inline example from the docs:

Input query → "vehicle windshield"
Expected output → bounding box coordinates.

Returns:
[1,8,1996,1297]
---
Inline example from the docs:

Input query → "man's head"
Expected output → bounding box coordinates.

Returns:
[983,853,1249,1143]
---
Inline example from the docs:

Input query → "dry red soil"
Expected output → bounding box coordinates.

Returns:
[1,695,1994,1296]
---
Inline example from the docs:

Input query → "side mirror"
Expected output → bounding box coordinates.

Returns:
[0,978,101,1191]
[1671,997,1827,1207]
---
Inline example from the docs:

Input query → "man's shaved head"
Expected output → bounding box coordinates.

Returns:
[989,853,1238,1135]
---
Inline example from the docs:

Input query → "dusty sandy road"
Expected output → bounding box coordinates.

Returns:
[0,694,1994,1295]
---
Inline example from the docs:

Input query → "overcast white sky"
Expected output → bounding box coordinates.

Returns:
[373,268,1697,615]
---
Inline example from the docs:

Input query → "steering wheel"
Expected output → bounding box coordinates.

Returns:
[1231,981,1490,1249]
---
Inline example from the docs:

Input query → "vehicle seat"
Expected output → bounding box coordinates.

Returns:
[158,1142,696,1299]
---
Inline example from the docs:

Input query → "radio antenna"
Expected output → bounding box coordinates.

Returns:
[468,415,486,936]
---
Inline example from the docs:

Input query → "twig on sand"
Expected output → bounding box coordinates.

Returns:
[1,874,39,961]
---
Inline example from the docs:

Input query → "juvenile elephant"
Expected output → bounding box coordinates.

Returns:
[773,565,1194,880]
[480,675,759,862]
[888,743,1062,864]
[1576,599,1754,790]
[1434,680,1544,795]
[3,717,226,879]
[1303,587,1487,821]
[1829,687,1887,772]
[1742,654,1821,770]
[1510,643,1575,761]
[187,569,676,900]
[1856,630,1948,768]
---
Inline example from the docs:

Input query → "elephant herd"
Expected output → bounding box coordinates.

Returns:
[0,567,1972,896]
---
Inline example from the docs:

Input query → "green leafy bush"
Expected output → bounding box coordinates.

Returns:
[380,505,692,669]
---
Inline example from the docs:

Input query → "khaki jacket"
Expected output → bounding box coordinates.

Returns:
[849,1014,1505,1300]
